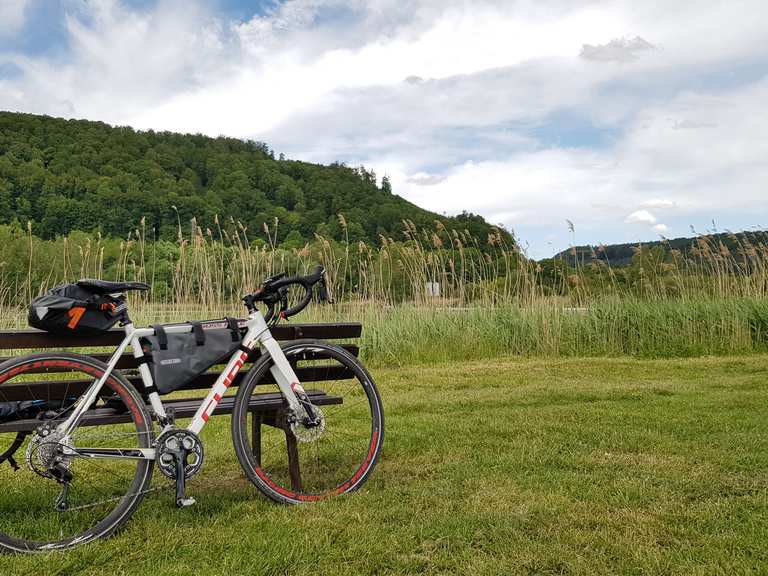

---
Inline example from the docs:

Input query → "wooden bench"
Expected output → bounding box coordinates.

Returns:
[0,322,362,488]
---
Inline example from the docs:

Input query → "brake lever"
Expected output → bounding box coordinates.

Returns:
[277,287,290,322]
[319,281,333,304]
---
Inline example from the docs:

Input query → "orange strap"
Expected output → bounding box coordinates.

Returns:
[66,307,86,329]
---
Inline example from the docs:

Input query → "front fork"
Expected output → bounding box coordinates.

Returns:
[258,334,321,425]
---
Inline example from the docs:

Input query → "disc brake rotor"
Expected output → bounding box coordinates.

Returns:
[290,406,326,443]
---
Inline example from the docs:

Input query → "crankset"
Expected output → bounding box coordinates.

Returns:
[156,429,204,508]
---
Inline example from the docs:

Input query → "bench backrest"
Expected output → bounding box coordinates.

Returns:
[0,322,362,401]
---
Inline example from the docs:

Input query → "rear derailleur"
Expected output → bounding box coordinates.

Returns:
[26,422,75,511]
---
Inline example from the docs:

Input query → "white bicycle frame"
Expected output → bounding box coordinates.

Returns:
[57,310,311,461]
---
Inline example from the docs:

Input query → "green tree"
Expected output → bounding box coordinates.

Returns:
[0,111,505,249]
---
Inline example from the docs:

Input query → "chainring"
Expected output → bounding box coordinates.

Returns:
[156,429,204,480]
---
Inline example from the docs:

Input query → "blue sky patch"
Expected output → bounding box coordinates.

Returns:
[0,61,23,80]
[0,0,69,57]
[526,111,622,150]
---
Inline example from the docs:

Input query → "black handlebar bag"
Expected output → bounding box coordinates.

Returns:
[141,319,242,395]
[28,283,125,335]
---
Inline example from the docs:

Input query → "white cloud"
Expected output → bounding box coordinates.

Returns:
[625,210,657,225]
[0,0,29,36]
[640,198,677,209]
[376,74,767,253]
[0,0,233,120]
[405,172,447,186]
[580,36,656,62]
[130,0,629,137]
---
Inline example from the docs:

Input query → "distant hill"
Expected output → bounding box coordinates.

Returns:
[552,230,768,267]
[0,111,504,247]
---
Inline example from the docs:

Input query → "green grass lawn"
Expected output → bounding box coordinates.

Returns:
[1,355,766,575]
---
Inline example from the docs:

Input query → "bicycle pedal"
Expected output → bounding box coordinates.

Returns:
[176,497,196,508]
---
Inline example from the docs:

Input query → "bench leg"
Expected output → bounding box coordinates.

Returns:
[251,412,262,466]
[261,409,303,492]
[284,428,303,493]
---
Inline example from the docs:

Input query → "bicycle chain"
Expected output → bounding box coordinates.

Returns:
[25,431,250,513]
[57,472,250,512]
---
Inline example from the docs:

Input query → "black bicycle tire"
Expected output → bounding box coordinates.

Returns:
[0,352,154,553]
[231,339,384,504]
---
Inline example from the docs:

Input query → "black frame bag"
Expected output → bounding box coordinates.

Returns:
[141,319,242,395]
[28,283,125,335]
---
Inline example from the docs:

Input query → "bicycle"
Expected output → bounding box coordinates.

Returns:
[0,266,384,553]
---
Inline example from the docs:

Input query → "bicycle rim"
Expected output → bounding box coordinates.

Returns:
[233,341,384,503]
[0,354,153,552]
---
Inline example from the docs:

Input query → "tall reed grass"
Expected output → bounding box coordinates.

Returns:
[1,217,767,364]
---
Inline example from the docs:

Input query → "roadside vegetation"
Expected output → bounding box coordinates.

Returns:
[1,217,767,365]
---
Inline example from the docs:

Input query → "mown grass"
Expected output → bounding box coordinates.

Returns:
[1,355,765,575]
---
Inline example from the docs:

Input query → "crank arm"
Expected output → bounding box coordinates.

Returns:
[174,449,195,508]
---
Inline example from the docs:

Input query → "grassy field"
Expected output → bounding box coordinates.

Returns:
[1,354,766,575]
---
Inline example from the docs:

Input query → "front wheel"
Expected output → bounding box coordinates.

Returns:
[231,340,384,504]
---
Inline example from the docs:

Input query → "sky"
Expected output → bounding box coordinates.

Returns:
[0,0,766,258]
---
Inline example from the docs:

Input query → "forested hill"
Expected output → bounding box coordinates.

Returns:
[553,230,768,267]
[0,111,500,246]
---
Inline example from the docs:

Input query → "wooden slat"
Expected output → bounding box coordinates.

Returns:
[0,344,360,371]
[0,365,354,402]
[0,352,142,370]
[0,390,341,433]
[0,322,362,350]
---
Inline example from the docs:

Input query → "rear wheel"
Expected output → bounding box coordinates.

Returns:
[231,340,384,504]
[0,353,154,553]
